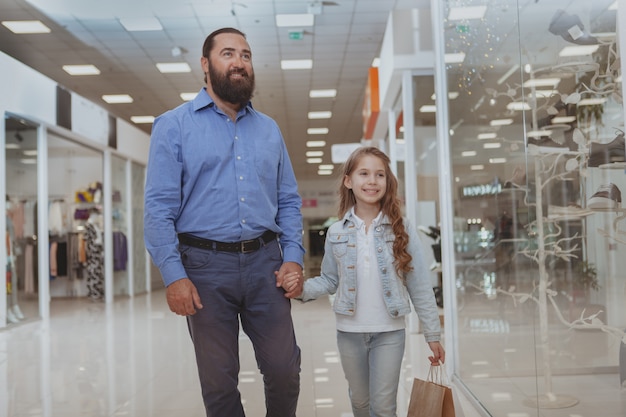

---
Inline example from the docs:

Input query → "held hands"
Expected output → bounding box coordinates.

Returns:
[166,278,203,316]
[275,262,304,298]
[427,341,446,365]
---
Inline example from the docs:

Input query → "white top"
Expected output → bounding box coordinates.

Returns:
[336,209,406,333]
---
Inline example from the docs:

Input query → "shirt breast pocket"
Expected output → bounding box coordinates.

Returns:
[328,233,349,258]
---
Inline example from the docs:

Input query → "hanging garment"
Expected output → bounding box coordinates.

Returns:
[84,222,104,300]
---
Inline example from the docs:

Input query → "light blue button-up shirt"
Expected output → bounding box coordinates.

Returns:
[144,88,304,286]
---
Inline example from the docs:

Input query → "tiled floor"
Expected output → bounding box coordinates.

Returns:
[0,290,480,417]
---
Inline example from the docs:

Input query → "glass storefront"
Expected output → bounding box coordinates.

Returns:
[111,154,129,296]
[438,0,625,415]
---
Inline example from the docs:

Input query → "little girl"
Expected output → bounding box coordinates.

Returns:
[279,146,444,417]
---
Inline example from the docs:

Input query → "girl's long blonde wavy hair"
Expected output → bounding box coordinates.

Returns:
[337,146,412,280]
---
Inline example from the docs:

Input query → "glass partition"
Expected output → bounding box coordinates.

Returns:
[4,115,40,325]
[442,0,624,415]
[131,161,149,294]
[111,155,129,296]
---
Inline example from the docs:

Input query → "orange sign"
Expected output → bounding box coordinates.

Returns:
[362,67,380,139]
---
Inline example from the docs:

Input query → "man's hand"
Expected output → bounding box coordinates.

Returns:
[166,278,203,316]
[275,261,303,298]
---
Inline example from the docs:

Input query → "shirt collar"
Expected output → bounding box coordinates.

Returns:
[192,87,254,114]
[346,207,386,229]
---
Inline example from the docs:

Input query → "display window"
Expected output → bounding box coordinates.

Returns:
[438,0,625,414]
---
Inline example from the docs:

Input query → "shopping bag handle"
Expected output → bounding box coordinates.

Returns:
[427,361,449,386]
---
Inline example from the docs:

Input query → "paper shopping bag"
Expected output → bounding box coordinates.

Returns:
[407,365,456,417]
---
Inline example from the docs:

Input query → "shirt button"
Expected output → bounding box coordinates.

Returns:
[381,267,387,274]
[235,136,239,140]
[377,247,383,253]
[237,155,241,160]
[240,197,245,202]
[241,219,246,224]
[239,176,244,180]
[376,226,381,232]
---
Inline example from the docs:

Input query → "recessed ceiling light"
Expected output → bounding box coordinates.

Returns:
[276,14,314,27]
[119,17,163,31]
[444,52,465,64]
[371,57,380,67]
[306,151,324,157]
[431,92,459,100]
[307,127,328,135]
[419,105,437,113]
[102,94,133,104]
[307,158,323,164]
[308,111,332,119]
[462,151,477,157]
[23,150,37,156]
[477,132,497,140]
[306,140,326,147]
[180,92,197,101]
[470,164,485,171]
[281,59,313,70]
[317,170,333,176]
[5,144,20,149]
[310,89,336,98]
[448,6,487,20]
[20,158,37,164]
[1,20,50,34]
[527,130,552,138]
[559,45,600,57]
[490,119,514,126]
[156,62,191,73]
[62,65,100,75]
[318,164,334,170]
[130,116,155,124]
[489,158,507,164]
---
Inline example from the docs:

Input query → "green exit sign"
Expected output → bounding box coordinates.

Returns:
[288,30,304,40]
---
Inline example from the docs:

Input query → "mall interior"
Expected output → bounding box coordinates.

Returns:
[2,0,626,416]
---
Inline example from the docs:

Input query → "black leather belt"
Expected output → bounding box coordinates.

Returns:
[178,230,277,253]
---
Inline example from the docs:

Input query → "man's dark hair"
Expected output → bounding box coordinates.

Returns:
[202,27,247,58]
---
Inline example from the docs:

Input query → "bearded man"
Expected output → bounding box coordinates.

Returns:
[144,27,305,417]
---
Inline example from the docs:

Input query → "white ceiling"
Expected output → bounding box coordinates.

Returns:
[0,0,427,184]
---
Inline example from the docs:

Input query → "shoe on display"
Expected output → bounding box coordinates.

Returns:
[7,309,20,324]
[548,9,599,46]
[587,183,622,210]
[588,130,626,167]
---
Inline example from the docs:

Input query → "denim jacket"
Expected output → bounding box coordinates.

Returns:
[301,211,441,342]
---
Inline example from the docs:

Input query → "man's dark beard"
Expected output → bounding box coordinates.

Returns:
[209,63,255,106]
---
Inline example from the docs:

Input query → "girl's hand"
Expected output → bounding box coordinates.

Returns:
[427,341,445,365]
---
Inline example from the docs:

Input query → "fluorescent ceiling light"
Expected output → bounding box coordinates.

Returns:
[419,105,437,113]
[5,144,20,149]
[448,6,487,20]
[102,94,133,104]
[559,45,599,57]
[62,64,100,75]
[130,116,155,124]
[483,143,501,149]
[276,14,314,27]
[307,158,323,164]
[119,17,162,31]
[308,111,332,119]
[444,52,466,64]
[523,78,561,88]
[306,140,326,147]
[319,164,334,170]
[307,127,328,135]
[310,89,336,98]
[1,20,50,34]
[577,98,607,106]
[20,159,37,164]
[489,158,507,164]
[462,151,477,157]
[506,102,530,111]
[180,92,197,101]
[281,59,313,70]
[23,150,37,156]
[490,119,513,126]
[470,165,484,171]
[371,57,380,67]
[552,116,576,124]
[156,62,191,73]
[306,151,324,157]
[318,170,333,176]
[477,132,497,140]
